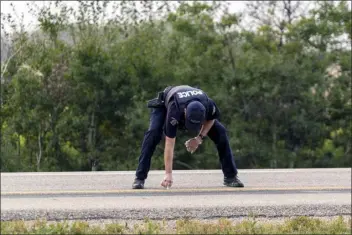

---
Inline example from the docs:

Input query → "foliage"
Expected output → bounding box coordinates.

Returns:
[1,0,351,172]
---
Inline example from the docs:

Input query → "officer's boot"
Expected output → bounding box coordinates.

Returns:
[132,178,145,189]
[223,175,244,187]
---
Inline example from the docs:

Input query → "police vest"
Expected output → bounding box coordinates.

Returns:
[164,85,209,111]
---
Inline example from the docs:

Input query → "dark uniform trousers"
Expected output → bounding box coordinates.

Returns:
[135,106,239,180]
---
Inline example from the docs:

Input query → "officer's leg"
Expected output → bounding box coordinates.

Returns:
[135,107,166,182]
[207,120,244,187]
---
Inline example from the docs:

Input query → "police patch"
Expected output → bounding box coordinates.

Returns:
[170,117,178,126]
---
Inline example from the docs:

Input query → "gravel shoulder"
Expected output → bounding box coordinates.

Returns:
[1,204,351,221]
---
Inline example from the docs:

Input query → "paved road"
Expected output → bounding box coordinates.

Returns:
[1,168,351,221]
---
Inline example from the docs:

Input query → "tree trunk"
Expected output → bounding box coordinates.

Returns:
[50,107,61,170]
[17,135,21,167]
[88,110,97,171]
[271,124,277,168]
[225,34,236,75]
[36,127,43,172]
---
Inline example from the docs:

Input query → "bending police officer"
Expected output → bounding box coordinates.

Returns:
[132,85,244,189]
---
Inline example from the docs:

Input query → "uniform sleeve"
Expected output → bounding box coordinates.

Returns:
[164,101,179,138]
[206,99,220,120]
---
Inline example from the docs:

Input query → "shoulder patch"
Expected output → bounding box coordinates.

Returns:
[170,117,178,126]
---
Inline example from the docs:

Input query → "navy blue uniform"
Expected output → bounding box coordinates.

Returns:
[135,85,239,180]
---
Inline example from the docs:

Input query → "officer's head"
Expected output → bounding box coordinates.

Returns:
[184,101,206,134]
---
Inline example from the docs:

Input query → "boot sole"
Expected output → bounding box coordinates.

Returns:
[132,184,144,189]
[224,183,244,187]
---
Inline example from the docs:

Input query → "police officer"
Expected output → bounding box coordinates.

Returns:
[132,85,244,189]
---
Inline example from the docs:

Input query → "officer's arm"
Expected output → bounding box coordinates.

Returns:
[164,136,175,174]
[199,120,215,137]
[198,100,219,138]
[163,101,178,174]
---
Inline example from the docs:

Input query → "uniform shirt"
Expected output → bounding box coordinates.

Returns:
[164,98,220,138]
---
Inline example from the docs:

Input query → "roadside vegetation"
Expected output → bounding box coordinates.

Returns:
[1,216,351,234]
[1,1,351,172]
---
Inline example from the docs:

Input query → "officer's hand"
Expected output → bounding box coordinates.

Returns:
[185,136,202,154]
[161,173,173,189]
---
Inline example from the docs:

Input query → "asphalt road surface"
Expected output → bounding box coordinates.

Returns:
[1,168,351,221]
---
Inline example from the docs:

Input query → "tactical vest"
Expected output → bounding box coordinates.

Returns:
[164,85,209,112]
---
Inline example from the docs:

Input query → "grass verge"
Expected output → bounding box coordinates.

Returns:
[1,216,351,234]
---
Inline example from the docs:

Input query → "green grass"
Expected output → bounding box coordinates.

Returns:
[1,216,351,234]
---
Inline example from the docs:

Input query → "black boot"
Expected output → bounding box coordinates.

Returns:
[132,178,145,189]
[224,175,244,187]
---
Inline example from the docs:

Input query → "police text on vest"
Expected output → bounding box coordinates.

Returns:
[177,90,203,98]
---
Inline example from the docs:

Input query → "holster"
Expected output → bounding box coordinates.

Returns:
[147,91,165,108]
